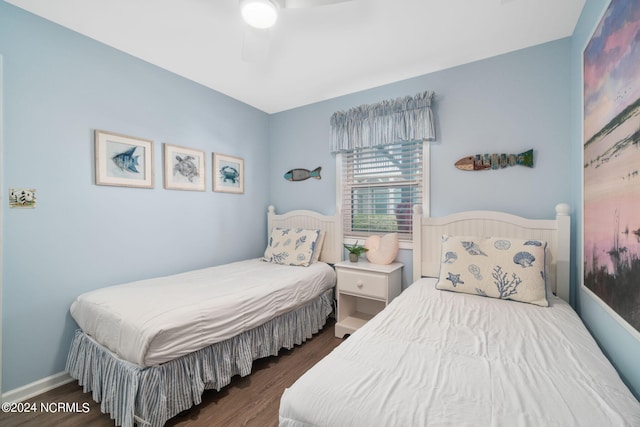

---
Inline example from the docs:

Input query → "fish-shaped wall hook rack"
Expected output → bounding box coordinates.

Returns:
[284,167,321,181]
[454,149,534,171]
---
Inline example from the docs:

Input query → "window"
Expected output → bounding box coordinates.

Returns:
[340,140,427,242]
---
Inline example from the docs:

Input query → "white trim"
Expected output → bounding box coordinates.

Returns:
[343,236,413,250]
[335,152,343,218]
[1,372,74,403]
[422,140,430,217]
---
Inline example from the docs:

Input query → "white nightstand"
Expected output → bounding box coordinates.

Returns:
[334,260,403,338]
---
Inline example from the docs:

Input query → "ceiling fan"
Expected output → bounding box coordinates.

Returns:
[240,0,355,61]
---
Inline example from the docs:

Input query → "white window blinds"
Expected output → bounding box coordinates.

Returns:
[341,141,423,240]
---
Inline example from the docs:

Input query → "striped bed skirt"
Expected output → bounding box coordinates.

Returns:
[66,288,334,427]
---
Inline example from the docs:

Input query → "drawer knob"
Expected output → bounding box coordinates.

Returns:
[356,280,364,288]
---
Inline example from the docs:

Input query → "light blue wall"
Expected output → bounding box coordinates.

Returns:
[3,0,638,401]
[570,0,640,398]
[269,38,573,288]
[270,40,572,219]
[1,3,270,391]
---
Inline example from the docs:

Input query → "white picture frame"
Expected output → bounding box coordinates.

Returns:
[213,153,244,194]
[164,143,206,191]
[95,130,154,188]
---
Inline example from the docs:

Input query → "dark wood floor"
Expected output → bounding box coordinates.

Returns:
[0,319,343,427]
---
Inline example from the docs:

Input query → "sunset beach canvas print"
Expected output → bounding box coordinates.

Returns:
[583,0,640,333]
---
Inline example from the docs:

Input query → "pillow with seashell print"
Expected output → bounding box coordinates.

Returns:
[263,227,322,267]
[435,235,548,307]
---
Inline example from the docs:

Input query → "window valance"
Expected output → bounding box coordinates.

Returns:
[330,90,435,153]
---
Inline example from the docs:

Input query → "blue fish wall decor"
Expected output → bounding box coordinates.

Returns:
[284,166,321,182]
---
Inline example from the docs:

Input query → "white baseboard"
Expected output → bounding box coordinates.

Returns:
[2,371,74,402]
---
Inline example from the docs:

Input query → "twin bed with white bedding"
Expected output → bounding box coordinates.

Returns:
[70,259,335,368]
[66,206,340,427]
[279,204,640,426]
[67,202,640,426]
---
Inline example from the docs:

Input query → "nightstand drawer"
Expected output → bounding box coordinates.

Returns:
[337,269,387,299]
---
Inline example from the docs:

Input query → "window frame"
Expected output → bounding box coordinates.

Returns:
[337,141,430,250]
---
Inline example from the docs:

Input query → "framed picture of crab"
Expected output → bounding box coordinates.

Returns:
[163,143,206,191]
[213,153,244,194]
[95,130,154,188]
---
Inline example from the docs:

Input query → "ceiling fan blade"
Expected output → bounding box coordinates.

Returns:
[280,0,353,8]
[240,0,353,62]
[242,26,271,62]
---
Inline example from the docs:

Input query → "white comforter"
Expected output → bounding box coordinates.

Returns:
[71,259,335,367]
[280,278,640,426]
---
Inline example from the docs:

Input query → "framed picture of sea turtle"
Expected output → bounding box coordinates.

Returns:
[163,143,206,191]
[213,153,244,194]
[94,130,154,188]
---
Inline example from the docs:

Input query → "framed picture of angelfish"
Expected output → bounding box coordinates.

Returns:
[95,130,154,188]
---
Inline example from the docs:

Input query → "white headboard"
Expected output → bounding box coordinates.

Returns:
[267,205,343,265]
[412,204,571,302]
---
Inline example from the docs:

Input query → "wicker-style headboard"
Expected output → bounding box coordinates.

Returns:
[412,204,571,302]
[267,205,343,265]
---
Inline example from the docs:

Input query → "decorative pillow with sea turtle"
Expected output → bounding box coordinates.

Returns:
[435,235,548,306]
[263,228,322,267]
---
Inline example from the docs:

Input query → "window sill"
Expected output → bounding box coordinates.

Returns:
[343,237,414,251]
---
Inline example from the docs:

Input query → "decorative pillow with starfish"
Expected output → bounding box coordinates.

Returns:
[435,235,549,307]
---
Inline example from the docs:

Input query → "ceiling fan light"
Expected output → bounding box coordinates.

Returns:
[241,0,278,29]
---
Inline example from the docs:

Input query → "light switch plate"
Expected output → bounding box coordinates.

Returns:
[9,188,37,208]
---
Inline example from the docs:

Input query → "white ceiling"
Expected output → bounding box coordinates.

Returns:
[6,0,585,113]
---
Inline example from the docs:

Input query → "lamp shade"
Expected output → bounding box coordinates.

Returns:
[241,0,278,29]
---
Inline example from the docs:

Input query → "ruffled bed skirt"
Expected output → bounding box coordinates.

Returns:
[66,289,334,427]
